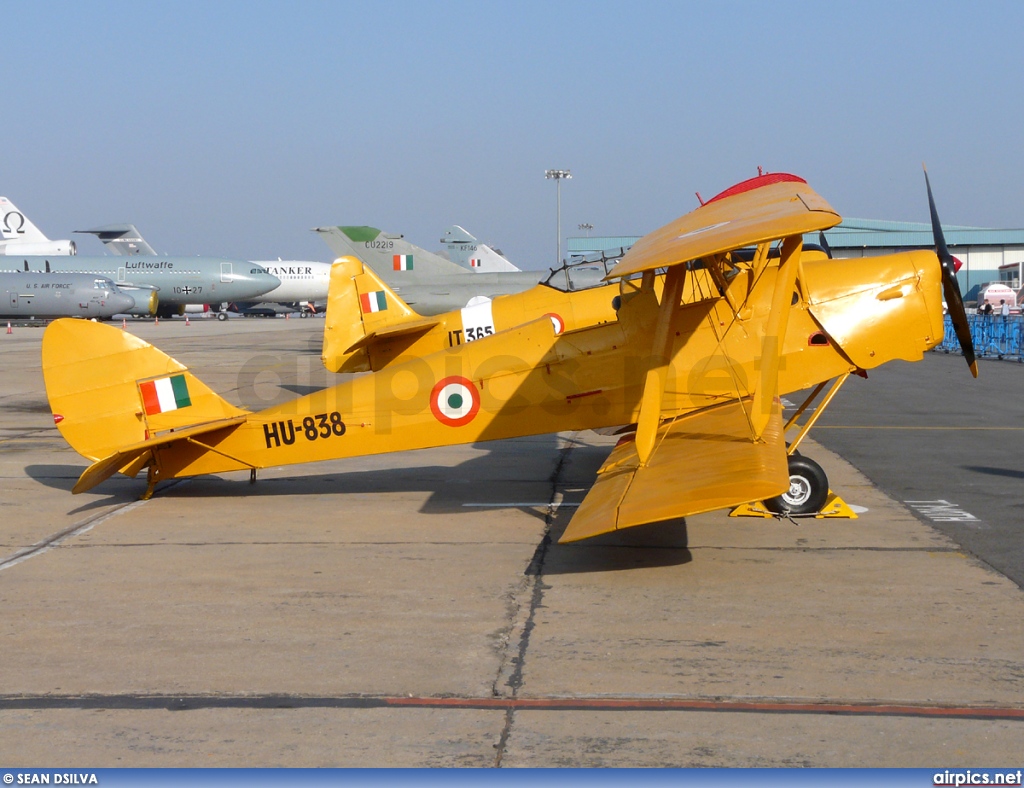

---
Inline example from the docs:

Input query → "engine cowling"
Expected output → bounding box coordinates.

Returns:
[0,240,77,256]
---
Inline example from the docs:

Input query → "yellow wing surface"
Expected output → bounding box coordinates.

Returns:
[560,400,788,543]
[608,173,840,279]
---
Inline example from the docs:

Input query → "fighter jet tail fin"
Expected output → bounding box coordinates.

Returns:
[42,319,248,467]
[312,225,470,280]
[442,225,521,272]
[322,256,438,373]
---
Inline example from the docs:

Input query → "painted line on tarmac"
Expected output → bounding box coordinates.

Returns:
[0,694,1021,722]
[463,502,581,508]
[0,481,184,573]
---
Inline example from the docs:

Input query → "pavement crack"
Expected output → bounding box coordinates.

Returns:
[493,431,577,766]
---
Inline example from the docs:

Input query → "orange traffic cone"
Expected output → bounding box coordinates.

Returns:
[285,312,290,320]
[185,315,190,326]
[121,318,127,329]
[5,322,11,335]
[155,316,159,326]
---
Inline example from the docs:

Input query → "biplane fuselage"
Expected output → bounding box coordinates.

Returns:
[42,173,953,541]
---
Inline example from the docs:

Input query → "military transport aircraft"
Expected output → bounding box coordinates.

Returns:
[3,254,280,318]
[313,225,546,314]
[80,223,331,313]
[41,170,976,542]
[1,271,139,319]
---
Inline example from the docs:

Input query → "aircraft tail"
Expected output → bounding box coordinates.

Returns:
[0,196,76,255]
[43,319,248,469]
[442,225,521,272]
[75,224,157,256]
[322,255,436,373]
[312,225,470,281]
[1,197,50,243]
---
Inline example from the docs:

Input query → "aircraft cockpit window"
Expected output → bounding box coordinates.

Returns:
[94,278,116,290]
[542,247,629,293]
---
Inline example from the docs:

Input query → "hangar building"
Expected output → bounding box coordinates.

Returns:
[568,219,1024,304]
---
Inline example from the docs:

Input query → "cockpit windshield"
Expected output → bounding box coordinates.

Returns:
[93,277,116,290]
[542,246,630,292]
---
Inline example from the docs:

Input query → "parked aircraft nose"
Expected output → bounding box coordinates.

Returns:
[233,266,281,298]
[112,292,137,314]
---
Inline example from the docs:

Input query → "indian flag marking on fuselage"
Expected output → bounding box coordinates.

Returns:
[393,254,413,271]
[545,312,565,334]
[460,297,495,342]
[139,374,192,416]
[359,291,388,313]
[430,376,480,427]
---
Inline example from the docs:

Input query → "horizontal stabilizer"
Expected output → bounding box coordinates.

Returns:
[72,416,247,494]
[344,316,440,354]
[560,400,788,542]
[608,174,840,279]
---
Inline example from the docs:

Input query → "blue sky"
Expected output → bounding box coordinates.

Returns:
[4,1,1023,268]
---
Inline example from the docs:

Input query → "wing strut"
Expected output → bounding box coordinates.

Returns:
[749,235,802,439]
[635,265,687,465]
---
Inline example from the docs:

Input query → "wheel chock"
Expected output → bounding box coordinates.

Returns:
[729,490,859,520]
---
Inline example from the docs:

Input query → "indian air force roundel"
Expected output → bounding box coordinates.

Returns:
[429,376,481,427]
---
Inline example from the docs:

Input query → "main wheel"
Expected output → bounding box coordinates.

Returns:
[217,312,228,321]
[764,455,829,515]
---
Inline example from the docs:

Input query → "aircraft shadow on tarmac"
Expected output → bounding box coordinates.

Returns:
[25,436,694,572]
[962,464,1024,480]
[541,515,693,575]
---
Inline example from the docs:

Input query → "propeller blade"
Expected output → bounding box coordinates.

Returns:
[818,231,833,259]
[924,166,978,377]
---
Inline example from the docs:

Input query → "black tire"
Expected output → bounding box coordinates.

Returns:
[217,312,228,321]
[764,455,829,515]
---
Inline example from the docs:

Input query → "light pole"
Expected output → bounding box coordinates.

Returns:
[578,222,593,237]
[545,169,571,265]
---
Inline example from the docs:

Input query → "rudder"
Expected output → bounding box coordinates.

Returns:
[43,319,246,462]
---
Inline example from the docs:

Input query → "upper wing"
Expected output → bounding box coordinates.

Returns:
[607,174,840,280]
[559,399,788,543]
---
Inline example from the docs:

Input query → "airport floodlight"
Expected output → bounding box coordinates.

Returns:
[545,169,572,265]
[578,223,593,237]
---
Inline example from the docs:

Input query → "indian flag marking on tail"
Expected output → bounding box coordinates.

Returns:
[393,254,413,271]
[359,290,388,313]
[139,374,192,416]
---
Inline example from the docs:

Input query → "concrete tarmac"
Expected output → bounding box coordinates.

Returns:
[1,318,1022,766]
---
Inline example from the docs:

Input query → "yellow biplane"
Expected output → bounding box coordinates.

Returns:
[42,170,977,542]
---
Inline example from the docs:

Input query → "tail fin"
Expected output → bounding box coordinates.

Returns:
[75,224,157,256]
[312,225,470,282]
[1,196,50,243]
[442,225,521,272]
[43,319,247,464]
[322,256,437,373]
[0,196,76,255]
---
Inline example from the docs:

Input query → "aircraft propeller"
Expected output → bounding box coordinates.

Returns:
[924,166,978,377]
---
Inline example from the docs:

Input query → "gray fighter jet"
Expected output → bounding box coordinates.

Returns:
[312,225,545,314]
[1,272,138,319]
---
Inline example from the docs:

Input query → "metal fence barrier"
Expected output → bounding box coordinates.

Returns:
[937,314,1024,362]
